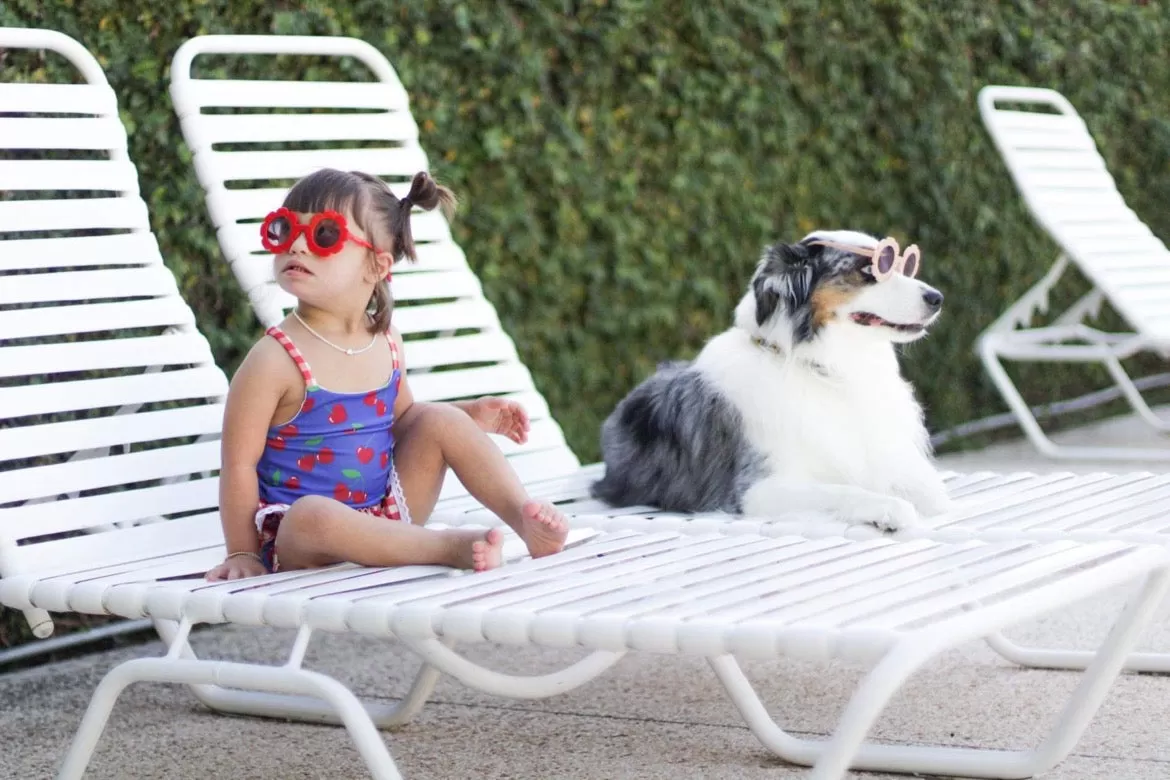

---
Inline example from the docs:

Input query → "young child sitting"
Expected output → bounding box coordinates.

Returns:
[206,168,568,581]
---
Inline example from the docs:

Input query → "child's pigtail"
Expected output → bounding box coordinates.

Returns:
[353,169,456,334]
[369,279,393,333]
[392,171,458,264]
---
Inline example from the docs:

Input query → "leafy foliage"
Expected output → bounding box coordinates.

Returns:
[3,1,1169,648]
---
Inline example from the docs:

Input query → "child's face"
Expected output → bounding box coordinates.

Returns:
[273,208,384,308]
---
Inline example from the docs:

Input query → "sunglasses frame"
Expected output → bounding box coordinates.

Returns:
[810,237,921,282]
[260,207,376,257]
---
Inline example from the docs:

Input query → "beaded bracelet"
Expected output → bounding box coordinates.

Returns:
[226,551,262,563]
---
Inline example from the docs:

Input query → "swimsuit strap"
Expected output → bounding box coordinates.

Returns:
[267,326,316,388]
[386,330,402,390]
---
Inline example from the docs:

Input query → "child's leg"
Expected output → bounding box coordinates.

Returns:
[275,495,505,572]
[393,402,568,557]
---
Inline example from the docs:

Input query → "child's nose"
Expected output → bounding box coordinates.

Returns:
[288,231,310,254]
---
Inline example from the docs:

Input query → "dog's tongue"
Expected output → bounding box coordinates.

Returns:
[851,312,884,326]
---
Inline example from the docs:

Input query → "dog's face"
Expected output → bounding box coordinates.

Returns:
[745,230,943,346]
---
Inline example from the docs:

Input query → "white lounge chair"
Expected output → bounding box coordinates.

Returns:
[41,531,1170,780]
[166,37,1170,680]
[977,85,1170,461]
[7,28,1170,780]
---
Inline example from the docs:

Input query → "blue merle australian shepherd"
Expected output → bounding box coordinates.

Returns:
[592,230,951,531]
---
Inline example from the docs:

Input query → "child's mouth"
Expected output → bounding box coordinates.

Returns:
[283,261,312,276]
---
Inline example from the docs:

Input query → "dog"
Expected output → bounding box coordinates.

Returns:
[591,230,951,531]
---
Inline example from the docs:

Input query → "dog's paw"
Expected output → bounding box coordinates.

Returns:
[839,496,919,533]
[915,492,952,518]
[905,485,952,518]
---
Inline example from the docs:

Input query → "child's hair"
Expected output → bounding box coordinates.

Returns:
[282,168,457,332]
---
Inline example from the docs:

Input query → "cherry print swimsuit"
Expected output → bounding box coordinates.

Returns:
[253,326,410,572]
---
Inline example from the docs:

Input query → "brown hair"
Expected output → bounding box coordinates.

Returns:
[282,169,457,332]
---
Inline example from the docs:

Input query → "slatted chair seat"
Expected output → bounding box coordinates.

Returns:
[977,85,1170,461]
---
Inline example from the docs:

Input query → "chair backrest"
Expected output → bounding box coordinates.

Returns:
[978,86,1170,337]
[169,35,581,492]
[0,28,226,592]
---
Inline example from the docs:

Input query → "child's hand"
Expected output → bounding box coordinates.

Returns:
[205,554,267,581]
[467,397,530,444]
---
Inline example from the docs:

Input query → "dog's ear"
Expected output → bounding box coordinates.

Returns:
[752,242,813,325]
[753,276,781,325]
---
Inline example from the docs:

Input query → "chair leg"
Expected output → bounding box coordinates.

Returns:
[152,619,440,728]
[709,567,1170,779]
[153,620,622,726]
[979,336,1170,461]
[985,630,1170,673]
[404,637,625,698]
[1101,354,1170,433]
[58,657,403,780]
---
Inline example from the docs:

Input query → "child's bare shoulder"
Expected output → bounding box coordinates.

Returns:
[232,334,303,392]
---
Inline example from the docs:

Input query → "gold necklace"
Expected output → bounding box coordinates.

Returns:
[293,310,379,356]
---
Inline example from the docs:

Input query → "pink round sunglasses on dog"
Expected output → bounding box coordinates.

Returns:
[809,236,921,281]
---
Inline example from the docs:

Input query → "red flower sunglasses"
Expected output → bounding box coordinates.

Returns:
[260,208,376,257]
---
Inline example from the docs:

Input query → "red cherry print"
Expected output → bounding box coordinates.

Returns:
[297,454,316,471]
[363,391,377,407]
[333,484,350,502]
[279,424,299,438]
[375,399,388,416]
[301,397,315,413]
[328,405,347,424]
[380,451,390,468]
[352,490,368,504]
[356,446,374,464]
[285,475,301,489]
[267,436,286,450]
[316,447,334,465]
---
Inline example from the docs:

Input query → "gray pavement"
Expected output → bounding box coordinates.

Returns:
[5,411,1170,779]
[935,405,1170,475]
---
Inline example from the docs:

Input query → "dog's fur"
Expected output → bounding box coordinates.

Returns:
[592,230,950,531]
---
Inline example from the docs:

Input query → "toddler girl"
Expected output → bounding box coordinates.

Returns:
[206,169,567,581]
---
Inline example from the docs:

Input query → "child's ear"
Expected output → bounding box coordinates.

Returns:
[371,250,394,281]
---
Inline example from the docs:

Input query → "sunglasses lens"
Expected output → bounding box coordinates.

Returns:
[877,245,896,275]
[313,218,342,250]
[265,215,291,246]
[903,249,919,278]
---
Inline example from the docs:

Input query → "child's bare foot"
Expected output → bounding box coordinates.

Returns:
[457,527,505,572]
[517,500,568,558]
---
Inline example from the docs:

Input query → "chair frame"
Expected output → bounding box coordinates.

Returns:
[977,85,1170,461]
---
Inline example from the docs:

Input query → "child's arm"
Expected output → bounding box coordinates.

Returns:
[207,341,290,580]
[389,327,529,444]
[389,326,416,423]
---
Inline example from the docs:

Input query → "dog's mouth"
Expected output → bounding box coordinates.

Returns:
[850,311,927,334]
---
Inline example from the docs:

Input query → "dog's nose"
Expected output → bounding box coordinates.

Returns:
[922,289,944,311]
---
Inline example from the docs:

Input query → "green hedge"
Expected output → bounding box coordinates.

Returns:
[3,1,1170,647]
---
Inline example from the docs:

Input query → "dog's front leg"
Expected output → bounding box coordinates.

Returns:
[741,478,919,532]
[895,460,952,518]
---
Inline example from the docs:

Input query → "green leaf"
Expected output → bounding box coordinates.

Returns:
[305,436,324,446]
[341,468,362,479]
[350,423,364,430]
[271,470,282,485]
